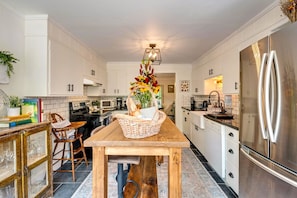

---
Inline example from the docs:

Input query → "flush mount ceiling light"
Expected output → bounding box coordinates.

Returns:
[143,44,162,65]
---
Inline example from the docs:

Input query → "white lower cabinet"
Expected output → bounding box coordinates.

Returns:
[204,118,225,178]
[182,109,191,138]
[191,123,205,155]
[224,126,239,194]
[190,111,206,155]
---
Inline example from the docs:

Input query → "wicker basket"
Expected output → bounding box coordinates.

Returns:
[114,86,166,139]
[115,110,166,139]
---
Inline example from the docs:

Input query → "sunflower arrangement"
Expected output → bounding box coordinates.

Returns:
[130,62,160,108]
[280,0,297,22]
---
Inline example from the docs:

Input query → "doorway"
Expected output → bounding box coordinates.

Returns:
[155,73,176,122]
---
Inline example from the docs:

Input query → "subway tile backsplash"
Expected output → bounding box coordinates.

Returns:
[39,93,240,122]
[193,94,239,115]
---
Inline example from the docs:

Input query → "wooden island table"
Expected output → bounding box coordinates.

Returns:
[84,117,190,198]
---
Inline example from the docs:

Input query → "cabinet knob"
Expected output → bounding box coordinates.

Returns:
[228,132,234,137]
[228,172,234,178]
[228,149,234,154]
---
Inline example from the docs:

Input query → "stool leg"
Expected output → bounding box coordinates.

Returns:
[79,137,88,166]
[116,163,124,198]
[70,142,76,182]
[60,142,66,167]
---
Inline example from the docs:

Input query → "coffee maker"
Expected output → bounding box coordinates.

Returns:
[190,97,195,110]
[116,97,123,110]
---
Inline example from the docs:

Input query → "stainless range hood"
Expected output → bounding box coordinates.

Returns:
[83,78,102,86]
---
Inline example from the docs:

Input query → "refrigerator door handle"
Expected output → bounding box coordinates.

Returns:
[258,53,268,139]
[241,148,297,188]
[265,51,282,143]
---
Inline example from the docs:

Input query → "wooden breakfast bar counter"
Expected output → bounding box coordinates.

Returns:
[84,117,190,198]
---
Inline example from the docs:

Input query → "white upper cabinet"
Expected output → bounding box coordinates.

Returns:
[204,59,222,79]
[24,16,84,96]
[191,67,205,94]
[49,40,83,95]
[105,64,139,96]
[86,67,107,96]
[222,49,239,94]
[107,69,128,95]
[83,56,106,85]
[83,59,98,82]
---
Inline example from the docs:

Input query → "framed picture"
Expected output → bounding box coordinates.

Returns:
[180,80,190,92]
[168,85,174,93]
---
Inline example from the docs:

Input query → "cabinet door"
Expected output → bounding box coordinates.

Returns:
[107,70,127,95]
[222,49,239,94]
[206,63,222,78]
[49,40,83,96]
[0,133,22,198]
[182,109,190,137]
[23,125,52,198]
[107,69,118,95]
[191,124,205,155]
[204,118,224,178]
[83,59,96,82]
[192,68,205,94]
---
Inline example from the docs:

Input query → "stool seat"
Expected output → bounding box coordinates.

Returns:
[108,156,140,198]
[109,156,140,165]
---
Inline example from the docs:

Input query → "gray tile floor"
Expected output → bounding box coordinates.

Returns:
[53,142,238,198]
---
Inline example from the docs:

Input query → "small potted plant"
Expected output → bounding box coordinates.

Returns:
[0,51,19,83]
[7,96,22,116]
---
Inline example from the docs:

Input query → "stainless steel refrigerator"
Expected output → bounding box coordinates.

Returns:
[240,23,297,197]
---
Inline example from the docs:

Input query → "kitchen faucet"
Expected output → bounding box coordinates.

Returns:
[208,90,221,108]
[219,99,226,113]
[208,90,227,113]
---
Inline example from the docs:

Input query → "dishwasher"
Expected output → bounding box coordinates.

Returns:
[204,117,225,178]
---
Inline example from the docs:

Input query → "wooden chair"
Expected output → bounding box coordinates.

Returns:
[91,125,140,198]
[50,113,88,182]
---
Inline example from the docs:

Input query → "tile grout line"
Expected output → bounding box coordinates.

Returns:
[189,141,238,198]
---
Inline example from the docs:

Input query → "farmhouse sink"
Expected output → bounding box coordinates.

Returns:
[206,113,234,119]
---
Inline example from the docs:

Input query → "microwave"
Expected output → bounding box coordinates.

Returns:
[100,100,115,109]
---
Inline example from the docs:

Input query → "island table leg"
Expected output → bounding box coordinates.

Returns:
[92,147,108,198]
[168,148,182,198]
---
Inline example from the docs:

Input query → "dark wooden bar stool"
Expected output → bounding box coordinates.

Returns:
[50,113,88,181]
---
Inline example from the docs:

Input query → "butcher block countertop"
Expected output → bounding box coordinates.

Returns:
[84,117,190,148]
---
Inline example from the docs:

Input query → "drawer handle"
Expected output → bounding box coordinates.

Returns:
[228,132,234,137]
[228,172,234,178]
[228,149,234,154]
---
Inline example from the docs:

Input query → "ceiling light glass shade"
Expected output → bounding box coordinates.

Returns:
[143,44,162,65]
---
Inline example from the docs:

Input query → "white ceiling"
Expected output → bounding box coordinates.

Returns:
[1,0,275,64]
